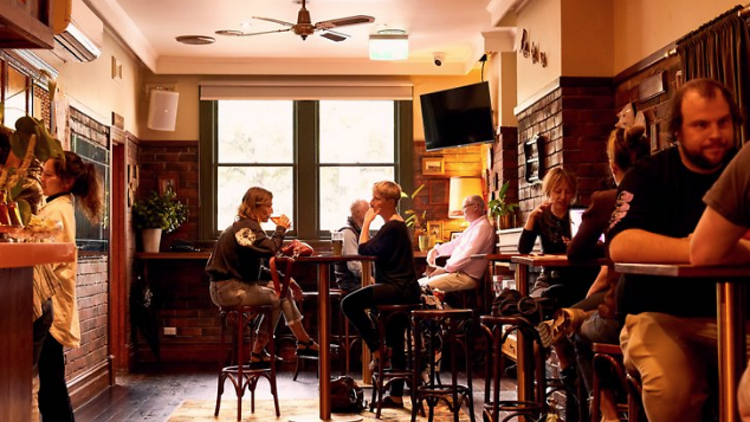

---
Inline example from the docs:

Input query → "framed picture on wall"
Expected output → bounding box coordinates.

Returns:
[422,156,445,175]
[426,221,444,240]
[450,231,462,241]
[159,176,178,196]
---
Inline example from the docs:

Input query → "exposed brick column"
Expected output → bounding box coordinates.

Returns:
[516,77,614,224]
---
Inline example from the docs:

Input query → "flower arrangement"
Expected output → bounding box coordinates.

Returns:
[132,185,188,233]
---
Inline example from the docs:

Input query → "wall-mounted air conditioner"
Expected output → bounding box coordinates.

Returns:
[52,0,103,62]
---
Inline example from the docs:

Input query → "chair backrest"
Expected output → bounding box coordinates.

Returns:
[269,256,294,298]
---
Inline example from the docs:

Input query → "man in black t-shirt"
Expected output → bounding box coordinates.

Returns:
[608,78,740,422]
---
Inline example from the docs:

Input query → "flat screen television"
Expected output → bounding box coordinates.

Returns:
[420,81,495,152]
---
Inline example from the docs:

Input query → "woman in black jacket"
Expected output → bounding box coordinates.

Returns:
[206,186,318,363]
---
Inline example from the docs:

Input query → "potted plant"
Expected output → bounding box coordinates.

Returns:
[488,182,519,230]
[132,185,188,252]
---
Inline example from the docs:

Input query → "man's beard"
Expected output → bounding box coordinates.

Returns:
[680,143,732,172]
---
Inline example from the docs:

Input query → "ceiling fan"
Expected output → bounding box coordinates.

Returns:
[216,0,375,42]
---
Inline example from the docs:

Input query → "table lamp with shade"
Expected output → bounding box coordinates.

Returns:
[448,176,484,218]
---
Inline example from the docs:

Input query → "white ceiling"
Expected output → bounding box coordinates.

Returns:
[89,0,515,76]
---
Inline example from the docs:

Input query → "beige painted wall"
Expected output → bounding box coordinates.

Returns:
[55,29,142,135]
[515,0,562,104]
[561,0,614,77]
[613,0,740,73]
[141,71,485,142]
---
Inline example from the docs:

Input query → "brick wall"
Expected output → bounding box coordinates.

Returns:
[515,78,614,223]
[614,55,681,151]
[66,257,109,380]
[136,141,200,249]
[412,140,486,241]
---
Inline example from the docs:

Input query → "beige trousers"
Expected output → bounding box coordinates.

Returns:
[620,312,723,422]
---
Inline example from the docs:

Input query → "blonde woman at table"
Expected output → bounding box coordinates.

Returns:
[36,151,102,422]
[341,181,420,409]
[518,167,599,307]
[205,187,319,365]
[691,141,750,420]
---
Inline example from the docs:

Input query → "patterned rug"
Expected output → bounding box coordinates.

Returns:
[167,398,471,421]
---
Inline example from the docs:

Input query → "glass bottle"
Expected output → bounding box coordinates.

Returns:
[7,199,22,227]
[0,190,11,226]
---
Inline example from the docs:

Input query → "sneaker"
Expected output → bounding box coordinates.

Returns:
[549,308,592,344]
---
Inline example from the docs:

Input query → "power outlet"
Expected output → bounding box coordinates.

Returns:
[163,327,177,336]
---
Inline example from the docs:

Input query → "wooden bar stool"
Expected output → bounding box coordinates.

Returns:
[369,303,423,419]
[411,308,476,422]
[214,304,280,421]
[480,315,548,422]
[590,343,628,422]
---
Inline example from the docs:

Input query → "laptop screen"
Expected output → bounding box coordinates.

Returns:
[570,207,605,242]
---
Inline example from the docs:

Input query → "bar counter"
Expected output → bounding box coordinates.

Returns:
[0,242,76,422]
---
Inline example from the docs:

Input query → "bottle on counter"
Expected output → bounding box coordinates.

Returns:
[0,190,11,226]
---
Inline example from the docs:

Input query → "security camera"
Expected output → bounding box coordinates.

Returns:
[433,52,446,67]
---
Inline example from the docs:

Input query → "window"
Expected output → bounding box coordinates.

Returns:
[200,99,413,239]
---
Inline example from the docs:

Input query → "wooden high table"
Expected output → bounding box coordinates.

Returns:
[291,254,375,422]
[614,262,750,422]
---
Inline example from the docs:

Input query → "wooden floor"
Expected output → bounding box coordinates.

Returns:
[74,361,511,422]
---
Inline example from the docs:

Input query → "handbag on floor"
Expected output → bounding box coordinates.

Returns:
[330,376,365,413]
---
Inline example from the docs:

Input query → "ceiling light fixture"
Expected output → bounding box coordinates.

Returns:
[175,35,215,45]
[369,28,408,61]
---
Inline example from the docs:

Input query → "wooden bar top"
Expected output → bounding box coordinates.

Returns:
[135,251,211,260]
[512,254,608,267]
[614,262,750,278]
[0,242,76,269]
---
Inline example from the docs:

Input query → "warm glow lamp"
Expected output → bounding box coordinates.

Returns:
[448,177,483,218]
[369,29,409,61]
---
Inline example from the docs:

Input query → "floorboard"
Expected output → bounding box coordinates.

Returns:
[75,362,521,422]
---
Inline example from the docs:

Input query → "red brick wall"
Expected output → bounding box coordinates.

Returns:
[136,141,200,250]
[614,55,681,151]
[66,257,109,380]
[412,140,486,241]
[515,78,615,223]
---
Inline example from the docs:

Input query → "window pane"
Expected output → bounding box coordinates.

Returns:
[5,67,27,127]
[217,166,294,231]
[319,101,394,164]
[217,100,293,164]
[319,166,395,232]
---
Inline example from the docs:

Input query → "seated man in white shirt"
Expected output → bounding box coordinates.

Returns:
[420,195,495,293]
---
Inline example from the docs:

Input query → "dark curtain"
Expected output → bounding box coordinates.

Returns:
[677,5,750,146]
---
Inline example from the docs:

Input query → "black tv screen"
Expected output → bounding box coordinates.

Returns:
[420,82,495,152]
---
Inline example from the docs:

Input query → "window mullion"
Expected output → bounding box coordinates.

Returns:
[296,100,318,239]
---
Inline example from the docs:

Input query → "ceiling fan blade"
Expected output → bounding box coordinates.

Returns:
[315,15,375,30]
[319,30,350,42]
[252,16,296,27]
[215,28,292,37]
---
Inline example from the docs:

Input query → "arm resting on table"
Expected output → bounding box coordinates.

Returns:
[691,207,750,265]
[609,228,690,263]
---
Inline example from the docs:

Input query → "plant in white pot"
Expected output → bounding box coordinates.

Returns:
[488,182,519,230]
[132,185,188,252]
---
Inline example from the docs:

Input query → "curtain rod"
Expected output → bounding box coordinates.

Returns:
[665,4,749,58]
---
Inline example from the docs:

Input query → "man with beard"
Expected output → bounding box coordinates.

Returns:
[608,78,740,422]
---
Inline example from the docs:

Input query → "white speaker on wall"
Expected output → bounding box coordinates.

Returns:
[147,89,179,131]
